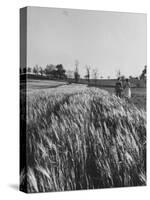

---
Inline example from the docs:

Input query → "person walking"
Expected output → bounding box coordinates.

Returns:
[115,77,123,98]
[124,78,131,99]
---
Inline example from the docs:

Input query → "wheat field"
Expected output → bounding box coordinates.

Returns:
[20,84,146,193]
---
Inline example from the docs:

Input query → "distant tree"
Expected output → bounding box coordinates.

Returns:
[27,67,31,73]
[33,65,40,74]
[100,76,103,79]
[74,71,80,83]
[33,67,37,74]
[23,67,27,74]
[140,65,147,80]
[56,64,66,79]
[45,64,55,72]
[44,64,56,77]
[74,60,80,82]
[85,65,91,83]
[107,76,110,79]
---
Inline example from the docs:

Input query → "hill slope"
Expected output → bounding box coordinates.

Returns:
[21,87,146,192]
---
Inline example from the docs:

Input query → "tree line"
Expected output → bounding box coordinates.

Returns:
[20,64,66,79]
[20,61,99,83]
[20,62,147,82]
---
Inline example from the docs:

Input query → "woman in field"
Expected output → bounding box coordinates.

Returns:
[124,78,131,99]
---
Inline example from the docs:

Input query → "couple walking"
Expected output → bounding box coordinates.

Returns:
[115,78,131,99]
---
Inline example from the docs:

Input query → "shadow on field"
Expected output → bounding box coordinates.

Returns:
[29,83,68,90]
[87,84,114,89]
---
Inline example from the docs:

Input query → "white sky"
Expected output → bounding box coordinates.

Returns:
[27,7,147,78]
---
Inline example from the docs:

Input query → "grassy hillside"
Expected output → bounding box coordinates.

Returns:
[20,86,146,192]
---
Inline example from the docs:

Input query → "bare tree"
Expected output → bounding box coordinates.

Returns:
[74,60,80,82]
[85,65,91,84]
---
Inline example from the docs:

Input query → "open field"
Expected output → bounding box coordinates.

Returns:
[98,87,146,110]
[27,79,68,90]
[20,79,146,192]
[26,79,146,110]
[23,73,146,88]
[26,79,87,95]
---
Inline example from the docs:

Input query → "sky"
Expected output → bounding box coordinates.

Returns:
[27,7,147,78]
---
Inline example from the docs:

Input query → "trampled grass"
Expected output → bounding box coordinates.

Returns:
[20,86,146,192]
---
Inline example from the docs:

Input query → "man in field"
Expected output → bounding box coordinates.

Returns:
[115,77,123,98]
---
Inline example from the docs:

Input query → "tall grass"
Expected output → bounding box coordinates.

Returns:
[20,87,146,192]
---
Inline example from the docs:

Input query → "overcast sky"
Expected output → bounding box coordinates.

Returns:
[27,7,147,78]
